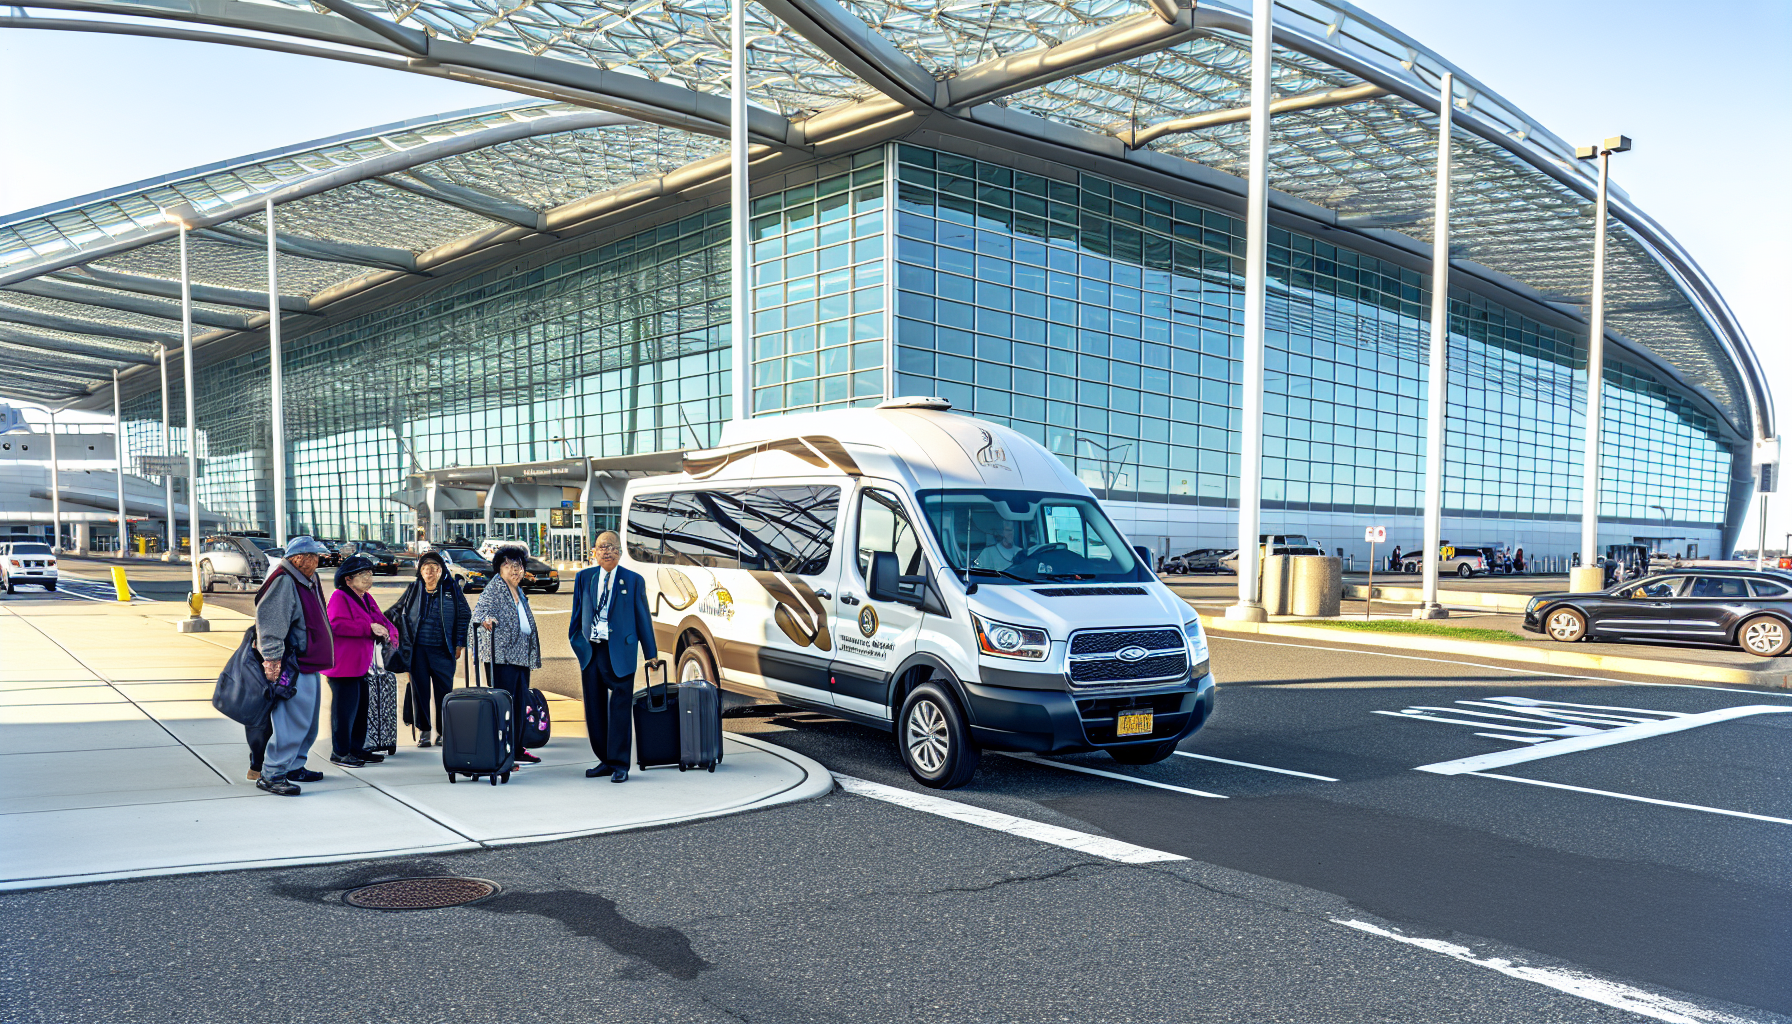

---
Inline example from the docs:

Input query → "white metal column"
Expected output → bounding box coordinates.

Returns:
[47,408,61,553]
[729,0,751,422]
[1417,72,1453,619]
[267,198,289,546]
[159,344,175,560]
[114,370,128,557]
[175,214,206,627]
[1226,0,1274,623]
[1578,149,1612,572]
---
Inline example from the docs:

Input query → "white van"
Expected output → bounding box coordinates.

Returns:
[622,398,1216,789]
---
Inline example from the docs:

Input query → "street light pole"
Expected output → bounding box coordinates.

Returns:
[1226,0,1274,623]
[729,0,750,422]
[115,369,128,558]
[1571,136,1631,592]
[47,406,61,553]
[167,204,208,632]
[1416,71,1454,620]
[159,344,175,561]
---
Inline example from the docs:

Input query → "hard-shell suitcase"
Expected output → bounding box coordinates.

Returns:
[632,660,681,771]
[440,647,513,785]
[520,686,551,749]
[362,645,399,755]
[676,674,722,773]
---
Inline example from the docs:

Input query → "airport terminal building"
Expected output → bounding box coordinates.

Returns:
[0,0,1771,564]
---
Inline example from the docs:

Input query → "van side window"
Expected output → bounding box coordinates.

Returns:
[729,486,839,576]
[662,491,740,569]
[625,492,676,563]
[857,488,922,579]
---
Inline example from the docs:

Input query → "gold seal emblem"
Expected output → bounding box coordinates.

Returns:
[858,604,879,638]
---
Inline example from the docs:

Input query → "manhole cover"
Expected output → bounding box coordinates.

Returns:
[344,877,499,910]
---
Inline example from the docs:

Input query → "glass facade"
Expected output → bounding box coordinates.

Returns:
[116,141,1735,555]
[888,143,1731,534]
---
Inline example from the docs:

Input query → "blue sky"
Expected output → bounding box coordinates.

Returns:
[2,1,1788,541]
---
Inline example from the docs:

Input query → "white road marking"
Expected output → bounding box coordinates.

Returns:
[1415,705,1792,775]
[833,774,1185,864]
[1174,751,1338,781]
[1466,772,1792,826]
[1332,918,1755,1024]
[997,752,1228,798]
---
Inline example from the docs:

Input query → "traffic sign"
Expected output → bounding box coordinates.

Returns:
[137,455,191,478]
[1365,525,1387,544]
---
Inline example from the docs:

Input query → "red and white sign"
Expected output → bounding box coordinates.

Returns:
[1365,526,1387,544]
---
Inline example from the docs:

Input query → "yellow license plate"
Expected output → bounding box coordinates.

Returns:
[1116,710,1154,737]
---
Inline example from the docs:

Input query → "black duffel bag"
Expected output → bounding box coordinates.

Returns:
[211,626,297,725]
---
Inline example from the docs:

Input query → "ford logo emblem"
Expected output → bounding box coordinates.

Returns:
[1115,646,1149,663]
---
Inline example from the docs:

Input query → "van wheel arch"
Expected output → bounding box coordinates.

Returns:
[886,654,968,721]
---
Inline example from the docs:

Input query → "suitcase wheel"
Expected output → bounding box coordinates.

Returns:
[678,764,687,772]
[448,773,457,784]
[488,773,498,786]
[501,772,511,784]
[708,765,716,773]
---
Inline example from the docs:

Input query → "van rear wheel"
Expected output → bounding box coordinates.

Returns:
[899,681,978,789]
[677,643,717,685]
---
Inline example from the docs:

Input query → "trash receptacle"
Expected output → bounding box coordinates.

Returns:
[1290,556,1342,617]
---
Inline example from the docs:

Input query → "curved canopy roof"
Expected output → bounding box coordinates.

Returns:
[0,0,1770,441]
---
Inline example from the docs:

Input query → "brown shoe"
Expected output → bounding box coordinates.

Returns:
[247,768,261,781]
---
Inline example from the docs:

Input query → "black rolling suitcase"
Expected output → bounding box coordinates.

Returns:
[632,660,681,771]
[677,672,722,773]
[440,645,514,785]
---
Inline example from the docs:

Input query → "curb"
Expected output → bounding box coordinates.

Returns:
[1199,615,1791,689]
[0,735,834,893]
[1341,584,1532,614]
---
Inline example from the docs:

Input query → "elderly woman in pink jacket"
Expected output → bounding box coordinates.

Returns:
[324,554,396,768]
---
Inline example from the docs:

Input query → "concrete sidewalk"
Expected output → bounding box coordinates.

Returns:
[0,601,831,891]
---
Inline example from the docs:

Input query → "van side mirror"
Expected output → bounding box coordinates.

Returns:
[868,551,902,603]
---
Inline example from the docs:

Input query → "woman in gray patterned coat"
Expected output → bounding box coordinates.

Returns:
[468,546,543,765]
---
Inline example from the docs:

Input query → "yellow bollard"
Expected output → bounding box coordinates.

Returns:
[111,566,131,602]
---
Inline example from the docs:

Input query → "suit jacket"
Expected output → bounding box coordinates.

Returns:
[569,564,657,677]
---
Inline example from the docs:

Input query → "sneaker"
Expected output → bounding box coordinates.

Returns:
[417,731,433,749]
[354,751,386,764]
[515,750,541,764]
[329,754,366,768]
[287,768,324,783]
[256,775,301,796]
[247,768,261,782]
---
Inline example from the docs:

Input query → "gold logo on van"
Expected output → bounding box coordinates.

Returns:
[858,605,879,638]
[976,429,1011,471]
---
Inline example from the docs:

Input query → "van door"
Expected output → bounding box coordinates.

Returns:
[722,485,842,710]
[829,484,927,722]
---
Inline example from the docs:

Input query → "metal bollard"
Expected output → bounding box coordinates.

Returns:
[110,566,130,602]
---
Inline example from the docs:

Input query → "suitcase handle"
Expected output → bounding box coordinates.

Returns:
[644,658,670,711]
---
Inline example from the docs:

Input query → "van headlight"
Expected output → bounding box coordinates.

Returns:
[973,614,1049,661]
[1182,616,1210,677]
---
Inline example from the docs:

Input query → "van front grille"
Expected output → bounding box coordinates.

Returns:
[1069,628,1181,655]
[1066,626,1187,688]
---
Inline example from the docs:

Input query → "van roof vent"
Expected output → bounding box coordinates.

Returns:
[875,396,952,411]
[1033,586,1147,597]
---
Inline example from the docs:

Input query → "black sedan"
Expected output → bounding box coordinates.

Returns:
[1522,568,1792,657]
[521,557,562,594]
[439,547,493,593]
[338,540,399,575]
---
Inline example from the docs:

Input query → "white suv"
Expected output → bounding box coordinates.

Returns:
[1,542,59,593]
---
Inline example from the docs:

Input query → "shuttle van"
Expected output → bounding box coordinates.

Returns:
[622,398,1216,789]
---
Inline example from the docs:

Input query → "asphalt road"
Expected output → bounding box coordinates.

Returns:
[7,569,1789,1021]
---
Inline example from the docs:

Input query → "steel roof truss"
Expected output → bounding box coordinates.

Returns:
[757,0,938,108]
[0,303,176,345]
[1121,82,1389,148]
[4,279,251,330]
[0,325,157,365]
[376,172,545,231]
[56,266,311,314]
[944,2,1198,111]
[197,224,420,275]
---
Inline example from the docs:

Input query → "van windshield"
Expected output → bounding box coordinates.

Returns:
[918,489,1142,584]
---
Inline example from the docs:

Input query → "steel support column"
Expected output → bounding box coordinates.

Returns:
[115,369,128,558]
[267,199,289,546]
[1416,72,1453,620]
[730,0,751,421]
[1573,145,1617,592]
[48,408,61,553]
[175,213,207,628]
[159,345,175,561]
[1225,0,1273,623]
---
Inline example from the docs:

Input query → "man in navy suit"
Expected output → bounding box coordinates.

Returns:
[569,531,659,782]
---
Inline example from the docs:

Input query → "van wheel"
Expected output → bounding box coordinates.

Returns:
[1109,740,1178,765]
[677,643,717,685]
[899,681,978,789]
[200,560,215,593]
[1457,563,1474,578]
[1738,615,1791,657]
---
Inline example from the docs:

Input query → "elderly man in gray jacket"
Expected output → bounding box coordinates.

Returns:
[251,536,336,796]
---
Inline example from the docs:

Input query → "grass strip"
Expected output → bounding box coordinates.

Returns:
[1298,619,1526,642]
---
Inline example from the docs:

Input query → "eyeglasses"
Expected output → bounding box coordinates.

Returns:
[595,544,620,553]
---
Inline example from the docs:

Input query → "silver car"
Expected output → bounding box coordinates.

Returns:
[197,535,276,592]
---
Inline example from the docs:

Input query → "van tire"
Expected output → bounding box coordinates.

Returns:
[898,681,978,789]
[200,560,215,593]
[677,642,718,685]
[1457,563,1474,578]
[1108,740,1178,765]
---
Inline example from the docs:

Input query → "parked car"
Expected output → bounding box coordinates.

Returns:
[438,546,493,592]
[197,535,273,592]
[521,556,562,594]
[1400,544,1499,578]
[337,540,400,575]
[1,542,57,593]
[1523,568,1792,657]
[1219,543,1323,575]
[1163,549,1226,575]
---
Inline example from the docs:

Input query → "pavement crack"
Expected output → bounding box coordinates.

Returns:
[475,889,713,980]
